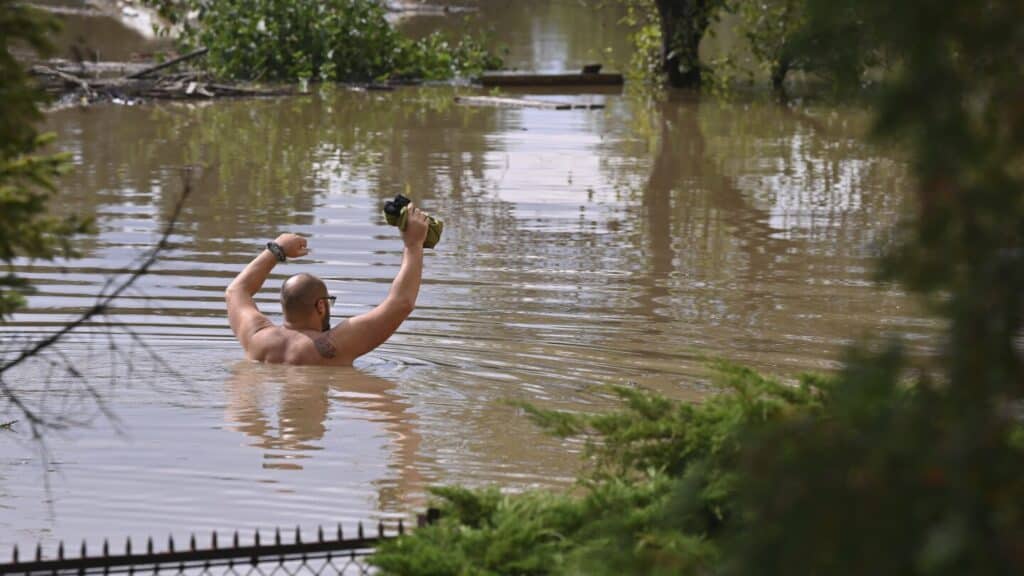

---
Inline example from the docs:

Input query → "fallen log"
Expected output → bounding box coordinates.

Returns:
[454,95,604,110]
[126,47,210,79]
[31,65,95,98]
[31,59,152,78]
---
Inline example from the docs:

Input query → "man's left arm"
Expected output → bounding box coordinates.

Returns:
[225,234,308,349]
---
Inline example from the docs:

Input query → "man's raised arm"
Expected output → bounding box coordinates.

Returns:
[226,233,308,348]
[330,206,429,361]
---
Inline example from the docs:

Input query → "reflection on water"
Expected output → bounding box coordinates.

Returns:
[0,354,427,550]
[224,362,425,509]
[1,15,938,549]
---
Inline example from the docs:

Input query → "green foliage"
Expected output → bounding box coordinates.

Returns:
[394,32,503,83]
[731,0,879,93]
[0,0,93,319]
[145,0,501,82]
[722,1,1024,571]
[727,346,1024,575]
[374,3,1024,571]
[734,0,806,89]
[614,0,880,93]
[614,0,663,86]
[372,365,827,575]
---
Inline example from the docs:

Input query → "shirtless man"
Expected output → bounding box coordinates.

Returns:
[225,205,429,365]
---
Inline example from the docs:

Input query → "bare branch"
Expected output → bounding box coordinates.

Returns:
[0,181,192,378]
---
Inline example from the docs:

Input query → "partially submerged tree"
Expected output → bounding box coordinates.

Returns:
[653,0,726,88]
[623,0,878,94]
[735,0,879,94]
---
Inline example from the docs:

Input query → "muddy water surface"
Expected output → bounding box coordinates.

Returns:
[1,3,937,553]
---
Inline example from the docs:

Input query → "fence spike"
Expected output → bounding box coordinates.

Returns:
[399,518,405,535]
[58,541,65,560]
[168,534,174,554]
[212,531,218,550]
[233,531,239,548]
[12,545,17,563]
[254,529,260,548]
[274,527,280,546]
[378,521,384,538]
[189,534,196,552]
[103,539,109,557]
[295,526,301,544]
[35,544,42,562]
[317,525,324,543]
[81,540,87,558]
[125,537,131,556]
[337,523,343,541]
[147,538,153,555]
[358,522,364,540]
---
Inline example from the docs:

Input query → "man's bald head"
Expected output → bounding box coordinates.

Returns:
[280,273,327,321]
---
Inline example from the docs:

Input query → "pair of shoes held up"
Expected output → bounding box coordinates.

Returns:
[383,194,444,249]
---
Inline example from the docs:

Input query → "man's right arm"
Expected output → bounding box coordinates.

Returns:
[226,233,307,351]
[329,206,429,361]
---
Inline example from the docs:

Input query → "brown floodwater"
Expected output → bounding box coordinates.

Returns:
[1,0,939,554]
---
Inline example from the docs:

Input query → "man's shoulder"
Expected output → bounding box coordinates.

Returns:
[250,325,350,364]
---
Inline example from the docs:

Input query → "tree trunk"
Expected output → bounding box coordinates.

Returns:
[655,0,710,89]
[771,58,791,97]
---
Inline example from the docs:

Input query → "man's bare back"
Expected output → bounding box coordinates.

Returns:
[225,205,430,366]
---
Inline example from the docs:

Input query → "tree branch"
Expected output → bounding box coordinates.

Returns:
[0,180,192,378]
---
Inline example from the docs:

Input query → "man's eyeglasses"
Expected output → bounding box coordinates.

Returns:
[317,296,337,306]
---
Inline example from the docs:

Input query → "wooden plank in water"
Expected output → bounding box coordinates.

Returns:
[478,72,624,87]
[454,96,604,110]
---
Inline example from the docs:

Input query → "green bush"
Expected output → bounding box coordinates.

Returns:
[731,0,880,94]
[150,0,501,82]
[727,346,1024,575]
[371,364,828,575]
[373,356,1024,576]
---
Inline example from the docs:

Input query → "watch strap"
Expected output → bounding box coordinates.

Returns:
[266,241,286,262]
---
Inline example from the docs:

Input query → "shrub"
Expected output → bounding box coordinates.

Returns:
[149,0,501,82]
[371,364,827,575]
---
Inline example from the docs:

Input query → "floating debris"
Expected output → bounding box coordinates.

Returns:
[454,95,604,110]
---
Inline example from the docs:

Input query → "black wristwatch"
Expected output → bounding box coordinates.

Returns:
[266,241,286,262]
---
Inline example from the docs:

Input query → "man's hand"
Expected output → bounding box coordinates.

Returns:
[402,205,429,249]
[274,233,309,258]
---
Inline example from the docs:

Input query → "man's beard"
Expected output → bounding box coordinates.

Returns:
[321,311,331,332]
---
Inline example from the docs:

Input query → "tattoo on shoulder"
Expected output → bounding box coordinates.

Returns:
[314,334,337,359]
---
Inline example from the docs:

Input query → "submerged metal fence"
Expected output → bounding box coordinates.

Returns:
[0,521,404,576]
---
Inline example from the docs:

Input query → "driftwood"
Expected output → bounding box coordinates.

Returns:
[28,59,152,78]
[27,47,294,104]
[454,95,604,110]
[126,47,210,79]
[30,65,291,104]
[32,65,95,98]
